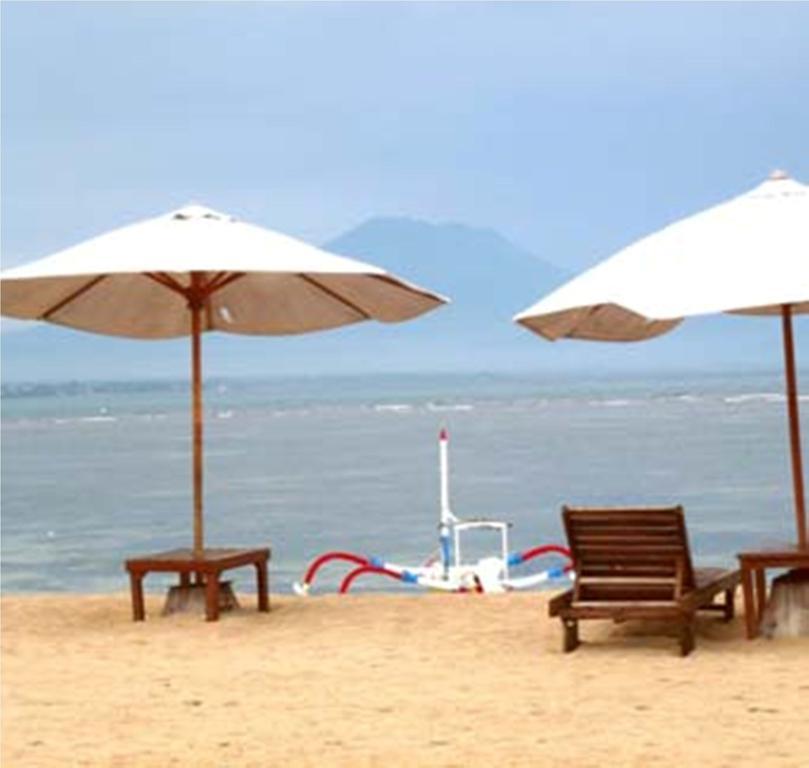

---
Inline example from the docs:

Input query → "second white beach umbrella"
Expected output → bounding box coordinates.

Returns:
[0,204,448,554]
[514,171,809,548]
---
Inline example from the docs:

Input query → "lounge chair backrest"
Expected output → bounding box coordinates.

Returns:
[563,506,696,603]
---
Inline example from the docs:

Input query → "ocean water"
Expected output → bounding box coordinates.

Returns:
[1,371,805,595]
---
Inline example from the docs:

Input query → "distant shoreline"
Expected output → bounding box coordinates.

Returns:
[1,366,802,397]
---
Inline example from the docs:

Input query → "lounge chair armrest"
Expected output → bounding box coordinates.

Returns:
[680,568,742,612]
[548,588,573,617]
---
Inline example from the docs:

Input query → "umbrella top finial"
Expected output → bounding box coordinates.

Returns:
[171,204,235,222]
[750,170,805,201]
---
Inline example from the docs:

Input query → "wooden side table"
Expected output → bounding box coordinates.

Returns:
[124,547,271,622]
[737,545,809,639]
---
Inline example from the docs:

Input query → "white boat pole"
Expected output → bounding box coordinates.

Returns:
[438,428,454,578]
[439,428,452,525]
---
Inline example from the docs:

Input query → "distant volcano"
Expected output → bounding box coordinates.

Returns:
[324,217,568,368]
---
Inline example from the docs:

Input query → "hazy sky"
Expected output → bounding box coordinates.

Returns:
[3,1,808,270]
[1,2,808,381]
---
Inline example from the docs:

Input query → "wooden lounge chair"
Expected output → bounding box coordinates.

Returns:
[548,506,740,656]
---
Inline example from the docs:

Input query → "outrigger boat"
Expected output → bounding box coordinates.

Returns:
[294,429,573,595]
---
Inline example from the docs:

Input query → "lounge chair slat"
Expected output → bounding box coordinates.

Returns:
[572,601,680,609]
[576,545,686,555]
[574,535,682,543]
[576,576,678,585]
[579,564,681,574]
[577,557,681,566]
[568,512,683,523]
[570,521,681,532]
[565,505,684,514]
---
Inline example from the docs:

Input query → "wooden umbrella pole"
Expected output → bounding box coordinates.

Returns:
[781,304,807,549]
[190,275,205,557]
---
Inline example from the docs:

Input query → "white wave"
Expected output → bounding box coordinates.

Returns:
[374,404,413,413]
[724,393,785,404]
[52,415,119,424]
[426,403,474,412]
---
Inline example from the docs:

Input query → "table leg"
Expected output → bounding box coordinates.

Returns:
[741,564,757,639]
[255,559,270,612]
[205,572,220,622]
[129,571,146,622]
[754,568,767,624]
[179,572,191,588]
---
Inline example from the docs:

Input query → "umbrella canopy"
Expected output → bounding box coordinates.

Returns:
[1,204,448,554]
[1,204,444,336]
[514,171,808,547]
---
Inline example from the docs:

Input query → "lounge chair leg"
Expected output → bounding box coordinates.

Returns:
[723,587,736,621]
[563,618,579,653]
[679,620,695,656]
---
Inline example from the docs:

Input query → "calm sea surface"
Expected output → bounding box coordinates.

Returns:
[1,371,806,594]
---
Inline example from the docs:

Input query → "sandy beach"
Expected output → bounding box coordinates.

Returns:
[2,591,808,767]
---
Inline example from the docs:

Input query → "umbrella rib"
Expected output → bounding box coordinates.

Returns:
[205,271,229,290]
[204,272,246,298]
[41,275,108,321]
[369,273,444,304]
[145,272,190,298]
[298,274,372,320]
[145,271,246,300]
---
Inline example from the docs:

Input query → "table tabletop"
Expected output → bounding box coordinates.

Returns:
[126,547,270,567]
[737,544,809,565]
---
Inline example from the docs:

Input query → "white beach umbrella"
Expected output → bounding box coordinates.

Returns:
[1,204,448,554]
[514,171,808,547]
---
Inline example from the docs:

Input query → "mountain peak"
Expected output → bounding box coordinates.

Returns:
[326,216,563,280]
[340,216,516,251]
